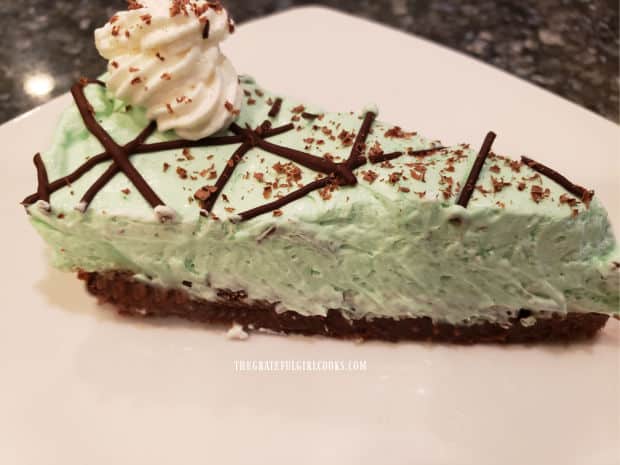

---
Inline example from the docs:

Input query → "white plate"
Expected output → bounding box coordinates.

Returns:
[1,7,618,465]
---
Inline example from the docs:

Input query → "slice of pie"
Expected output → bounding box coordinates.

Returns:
[22,1,619,342]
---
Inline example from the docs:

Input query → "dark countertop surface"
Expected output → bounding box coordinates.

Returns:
[1,0,618,124]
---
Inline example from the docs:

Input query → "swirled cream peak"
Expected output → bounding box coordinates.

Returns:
[94,0,242,140]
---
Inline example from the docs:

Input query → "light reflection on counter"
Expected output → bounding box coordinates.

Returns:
[24,73,55,98]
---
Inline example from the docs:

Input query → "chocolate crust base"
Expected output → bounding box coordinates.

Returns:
[78,271,610,344]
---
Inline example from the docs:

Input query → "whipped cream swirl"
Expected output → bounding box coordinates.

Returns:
[95,0,242,140]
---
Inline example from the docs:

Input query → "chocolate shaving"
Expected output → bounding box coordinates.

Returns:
[456,132,496,208]
[202,19,210,39]
[530,185,551,203]
[522,156,594,204]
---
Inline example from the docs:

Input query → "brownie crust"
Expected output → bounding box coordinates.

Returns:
[78,271,610,344]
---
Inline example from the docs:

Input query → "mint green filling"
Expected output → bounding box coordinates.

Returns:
[26,77,620,323]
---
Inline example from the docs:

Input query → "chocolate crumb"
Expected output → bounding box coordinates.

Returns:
[224,101,239,115]
[319,182,337,201]
[531,185,550,203]
[409,165,427,182]
[559,193,579,207]
[194,188,210,201]
[388,172,403,184]
[491,177,511,193]
[385,126,415,139]
[362,170,378,184]
[509,160,522,172]
[338,130,355,147]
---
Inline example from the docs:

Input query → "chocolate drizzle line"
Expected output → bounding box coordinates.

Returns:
[268,98,283,118]
[200,111,377,218]
[346,112,376,171]
[521,156,594,203]
[369,147,447,164]
[229,113,377,220]
[79,77,105,87]
[369,151,402,164]
[33,153,50,208]
[79,122,157,211]
[229,122,363,181]
[21,133,244,206]
[201,141,252,214]
[33,79,586,224]
[239,177,332,222]
[25,84,378,222]
[410,147,447,157]
[23,81,297,214]
[257,138,342,174]
[71,82,166,210]
[27,79,594,225]
[456,131,496,208]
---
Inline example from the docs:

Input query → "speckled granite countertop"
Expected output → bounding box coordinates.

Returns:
[1,0,617,124]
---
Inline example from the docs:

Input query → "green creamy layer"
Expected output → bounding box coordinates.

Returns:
[26,77,620,324]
